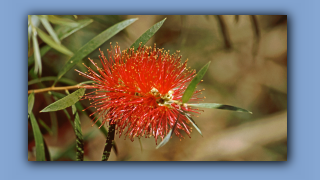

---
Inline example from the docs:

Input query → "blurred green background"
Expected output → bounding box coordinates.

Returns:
[28,15,287,161]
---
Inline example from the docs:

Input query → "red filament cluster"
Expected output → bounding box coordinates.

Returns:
[76,43,204,144]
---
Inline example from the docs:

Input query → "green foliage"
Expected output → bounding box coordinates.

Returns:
[40,88,85,112]
[130,18,166,49]
[156,118,179,149]
[36,27,73,56]
[28,76,77,86]
[54,18,138,85]
[181,61,211,103]
[39,15,61,45]
[74,112,84,161]
[187,103,252,114]
[29,113,45,161]
[28,92,35,115]
[182,111,203,136]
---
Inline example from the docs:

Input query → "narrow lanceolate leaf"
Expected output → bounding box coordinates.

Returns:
[156,118,179,149]
[74,112,84,161]
[180,111,203,136]
[28,92,35,115]
[47,15,78,26]
[181,61,211,103]
[55,19,93,40]
[130,18,166,49]
[187,103,252,114]
[40,88,85,112]
[36,27,74,56]
[32,31,42,75]
[29,113,45,161]
[28,19,93,67]
[54,18,138,85]
[39,15,61,45]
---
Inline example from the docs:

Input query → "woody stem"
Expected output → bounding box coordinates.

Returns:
[28,85,85,94]
[102,124,116,161]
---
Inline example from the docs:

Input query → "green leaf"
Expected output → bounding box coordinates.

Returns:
[180,111,203,136]
[55,19,93,40]
[28,92,35,115]
[29,113,45,161]
[40,88,85,112]
[156,118,179,149]
[54,18,138,85]
[74,112,84,161]
[36,27,74,56]
[28,45,51,67]
[187,103,252,114]
[130,18,166,49]
[39,15,61,45]
[28,19,93,67]
[47,15,78,26]
[32,31,42,75]
[181,61,211,103]
[28,76,78,86]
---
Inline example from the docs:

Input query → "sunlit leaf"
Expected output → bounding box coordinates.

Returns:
[28,92,35,115]
[74,112,84,161]
[36,27,74,56]
[28,19,93,67]
[29,113,45,161]
[55,19,93,40]
[181,61,211,103]
[39,15,60,45]
[40,88,85,112]
[32,31,42,75]
[187,103,252,114]
[54,18,138,85]
[130,18,166,49]
[156,118,179,149]
[28,45,51,67]
[47,15,78,26]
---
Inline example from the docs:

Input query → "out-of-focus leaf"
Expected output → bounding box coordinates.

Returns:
[187,103,252,114]
[181,61,211,103]
[36,27,74,56]
[38,119,53,135]
[54,18,138,85]
[40,88,85,112]
[28,76,77,86]
[156,118,179,149]
[130,18,166,49]
[55,19,93,40]
[73,15,78,19]
[29,113,45,161]
[47,15,78,26]
[28,19,93,67]
[28,92,35,115]
[32,31,42,75]
[39,15,60,45]
[74,112,84,161]
[28,45,51,67]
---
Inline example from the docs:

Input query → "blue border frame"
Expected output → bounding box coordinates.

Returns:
[1,0,319,179]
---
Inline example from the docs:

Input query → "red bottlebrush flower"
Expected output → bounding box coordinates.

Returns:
[76,43,204,144]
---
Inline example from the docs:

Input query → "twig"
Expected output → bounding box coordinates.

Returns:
[102,124,116,161]
[28,85,84,94]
